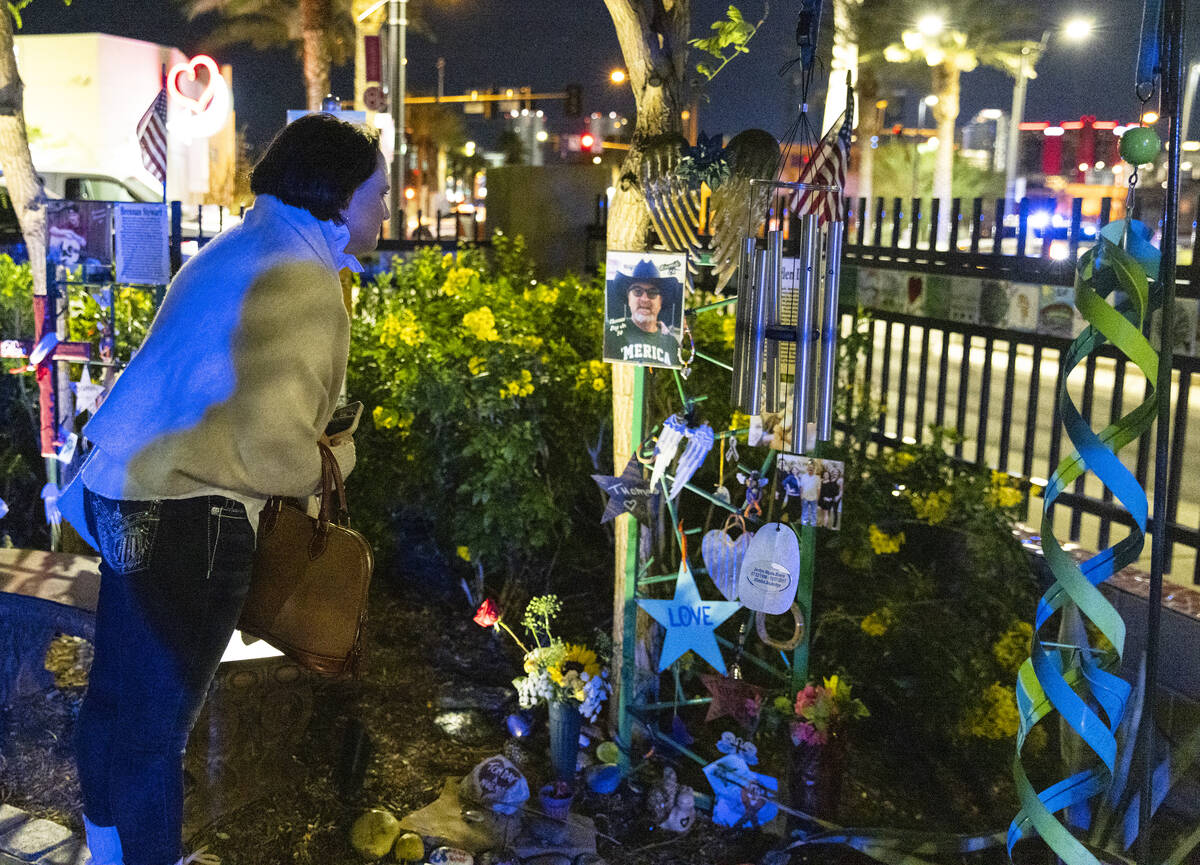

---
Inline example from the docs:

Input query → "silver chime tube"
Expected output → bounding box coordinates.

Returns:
[730,236,757,409]
[744,246,769,415]
[791,215,819,453]
[817,219,844,441]
[762,229,783,412]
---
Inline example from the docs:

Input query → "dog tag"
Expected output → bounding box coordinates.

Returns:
[736,522,799,614]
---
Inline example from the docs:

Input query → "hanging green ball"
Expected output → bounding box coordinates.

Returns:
[1119,126,1160,165]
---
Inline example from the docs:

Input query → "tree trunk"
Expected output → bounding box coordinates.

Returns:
[601,0,689,733]
[852,67,881,221]
[930,60,959,244]
[821,0,862,136]
[0,9,46,301]
[300,0,332,110]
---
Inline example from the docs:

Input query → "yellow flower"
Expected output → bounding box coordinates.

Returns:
[909,489,952,525]
[500,369,534,398]
[592,378,606,392]
[548,643,600,686]
[468,356,487,376]
[986,471,1024,509]
[868,524,905,554]
[456,545,471,562]
[379,309,425,347]
[372,405,399,429]
[442,266,478,297]
[961,682,1020,740]
[894,451,917,468]
[576,360,608,392]
[860,607,896,637]
[523,284,559,304]
[721,314,736,348]
[462,307,500,341]
[992,621,1033,673]
[730,411,751,431]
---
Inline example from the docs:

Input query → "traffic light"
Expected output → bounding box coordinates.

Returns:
[580,132,596,152]
[564,84,583,118]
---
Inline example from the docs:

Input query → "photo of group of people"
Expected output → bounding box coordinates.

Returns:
[776,454,844,529]
[602,249,687,369]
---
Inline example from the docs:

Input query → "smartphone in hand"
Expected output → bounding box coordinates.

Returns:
[325,401,363,440]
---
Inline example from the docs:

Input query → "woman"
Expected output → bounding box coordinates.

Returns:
[818,469,839,528]
[62,113,388,865]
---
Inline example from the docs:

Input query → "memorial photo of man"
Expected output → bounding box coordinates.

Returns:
[603,256,684,368]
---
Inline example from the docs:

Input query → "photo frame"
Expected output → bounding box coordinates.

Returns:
[775,453,845,530]
[602,249,687,369]
[47,200,113,269]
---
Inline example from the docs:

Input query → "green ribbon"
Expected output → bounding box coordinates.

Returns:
[1009,220,1160,864]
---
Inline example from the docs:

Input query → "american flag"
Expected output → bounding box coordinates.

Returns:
[137,87,168,184]
[789,102,854,226]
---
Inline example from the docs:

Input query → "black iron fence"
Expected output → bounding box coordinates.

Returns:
[841,194,1200,584]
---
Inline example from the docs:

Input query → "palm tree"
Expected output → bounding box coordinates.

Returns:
[178,0,355,111]
[882,0,1033,237]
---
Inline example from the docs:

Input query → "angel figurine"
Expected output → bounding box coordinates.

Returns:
[737,470,764,518]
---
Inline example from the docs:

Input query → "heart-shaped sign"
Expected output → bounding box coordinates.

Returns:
[736,522,799,615]
[169,55,221,115]
[701,521,752,601]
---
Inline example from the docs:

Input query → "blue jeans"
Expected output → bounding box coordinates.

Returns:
[801,499,818,525]
[77,489,255,865]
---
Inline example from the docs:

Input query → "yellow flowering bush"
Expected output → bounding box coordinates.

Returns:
[961,682,1021,740]
[860,607,896,637]
[992,621,1034,673]
[462,306,501,341]
[348,236,609,581]
[868,524,905,554]
[985,470,1025,509]
[908,488,952,524]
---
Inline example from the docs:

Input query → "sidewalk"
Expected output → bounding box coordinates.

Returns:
[0,805,86,865]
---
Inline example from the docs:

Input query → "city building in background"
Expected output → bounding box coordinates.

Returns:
[15,33,237,206]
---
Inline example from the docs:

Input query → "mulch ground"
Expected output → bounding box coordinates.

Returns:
[0,576,839,865]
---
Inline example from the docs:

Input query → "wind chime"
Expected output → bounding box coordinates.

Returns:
[730,183,844,453]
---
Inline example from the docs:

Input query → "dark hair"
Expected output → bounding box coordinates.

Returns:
[249,113,381,222]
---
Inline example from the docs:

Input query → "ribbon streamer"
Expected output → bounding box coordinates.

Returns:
[1009,221,1161,865]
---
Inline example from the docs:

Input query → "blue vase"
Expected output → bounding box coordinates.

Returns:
[547,699,582,781]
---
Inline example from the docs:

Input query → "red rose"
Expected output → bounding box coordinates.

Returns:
[473,598,500,627]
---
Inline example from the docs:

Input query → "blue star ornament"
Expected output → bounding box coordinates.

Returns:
[638,564,741,673]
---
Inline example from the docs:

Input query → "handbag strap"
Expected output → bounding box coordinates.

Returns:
[317,441,351,526]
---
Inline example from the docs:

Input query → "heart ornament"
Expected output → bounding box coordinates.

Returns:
[169,55,221,115]
[701,514,752,601]
[736,522,799,615]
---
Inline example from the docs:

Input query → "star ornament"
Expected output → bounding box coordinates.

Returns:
[638,563,741,673]
[592,456,658,525]
[700,673,765,727]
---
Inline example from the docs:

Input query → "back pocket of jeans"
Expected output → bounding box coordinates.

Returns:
[96,500,161,573]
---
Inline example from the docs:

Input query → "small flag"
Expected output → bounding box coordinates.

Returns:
[789,101,853,226]
[137,88,168,183]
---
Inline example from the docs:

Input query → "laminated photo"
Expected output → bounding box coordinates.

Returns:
[603,249,687,368]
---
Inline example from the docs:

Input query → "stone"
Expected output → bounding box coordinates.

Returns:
[39,839,90,865]
[522,816,568,847]
[437,683,516,714]
[458,755,529,815]
[0,816,73,860]
[434,709,497,744]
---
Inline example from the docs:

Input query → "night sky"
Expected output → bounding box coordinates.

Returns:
[22,0,1200,155]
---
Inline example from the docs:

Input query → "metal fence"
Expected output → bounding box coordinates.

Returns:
[840,194,1200,585]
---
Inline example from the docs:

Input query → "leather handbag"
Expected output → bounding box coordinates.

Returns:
[239,442,373,677]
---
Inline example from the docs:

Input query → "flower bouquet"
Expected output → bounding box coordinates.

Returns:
[474,594,611,780]
[784,675,868,819]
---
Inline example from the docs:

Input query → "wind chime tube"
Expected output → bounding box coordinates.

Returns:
[791,215,819,453]
[745,246,769,415]
[762,230,783,412]
[730,236,757,409]
[817,220,844,441]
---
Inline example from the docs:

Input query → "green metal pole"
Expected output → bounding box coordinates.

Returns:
[617,366,645,772]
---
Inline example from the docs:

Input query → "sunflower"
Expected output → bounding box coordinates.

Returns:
[547,643,600,686]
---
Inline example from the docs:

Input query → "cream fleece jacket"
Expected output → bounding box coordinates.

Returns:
[60,195,357,549]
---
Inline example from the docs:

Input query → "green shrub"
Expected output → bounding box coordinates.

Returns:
[347,237,612,588]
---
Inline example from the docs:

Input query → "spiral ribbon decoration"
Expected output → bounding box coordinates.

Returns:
[1009,220,1161,865]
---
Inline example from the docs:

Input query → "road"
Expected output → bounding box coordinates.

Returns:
[857,319,1199,588]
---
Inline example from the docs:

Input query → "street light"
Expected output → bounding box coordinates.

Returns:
[917,14,945,36]
[1003,17,1094,209]
[610,68,626,84]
